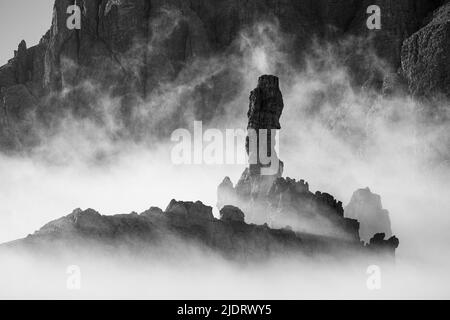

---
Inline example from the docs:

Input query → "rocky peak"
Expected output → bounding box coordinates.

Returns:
[247,75,283,130]
[246,74,284,177]
[345,187,392,243]
[367,233,399,257]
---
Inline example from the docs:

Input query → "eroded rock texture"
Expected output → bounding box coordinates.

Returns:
[244,75,284,201]
[0,0,448,150]
[401,1,450,98]
[345,187,392,243]
[368,233,399,258]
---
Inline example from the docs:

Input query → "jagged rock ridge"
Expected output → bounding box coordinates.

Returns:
[3,200,399,261]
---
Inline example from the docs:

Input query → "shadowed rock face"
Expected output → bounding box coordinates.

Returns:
[401,2,450,98]
[0,0,448,149]
[215,75,401,250]
[245,75,284,196]
[345,187,392,243]
[2,201,398,261]
[247,75,283,131]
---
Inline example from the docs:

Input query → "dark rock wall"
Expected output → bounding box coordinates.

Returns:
[246,75,283,179]
[401,1,450,98]
[0,0,446,93]
[0,0,448,149]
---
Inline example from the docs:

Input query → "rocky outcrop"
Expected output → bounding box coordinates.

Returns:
[401,2,450,98]
[244,75,284,201]
[219,174,361,241]
[218,75,361,241]
[345,187,392,243]
[220,205,245,223]
[165,199,215,222]
[247,75,283,131]
[367,233,399,258]
[267,178,361,241]
[217,76,287,226]
[3,201,398,261]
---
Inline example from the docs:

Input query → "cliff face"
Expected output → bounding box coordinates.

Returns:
[7,0,444,94]
[401,1,450,98]
[0,0,449,149]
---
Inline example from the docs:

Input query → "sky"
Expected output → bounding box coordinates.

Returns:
[0,0,54,65]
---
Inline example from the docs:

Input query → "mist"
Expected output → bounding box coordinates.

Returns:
[1,16,450,299]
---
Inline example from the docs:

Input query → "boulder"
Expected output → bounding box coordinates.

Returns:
[165,199,214,221]
[220,205,245,223]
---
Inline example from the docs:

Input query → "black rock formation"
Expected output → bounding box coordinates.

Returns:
[401,1,450,98]
[244,75,284,201]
